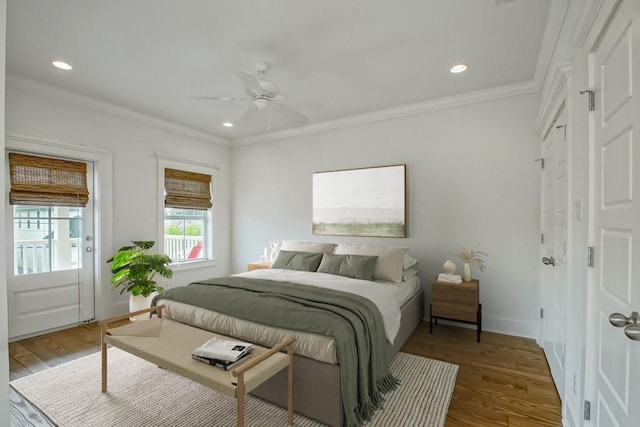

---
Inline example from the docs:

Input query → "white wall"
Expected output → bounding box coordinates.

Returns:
[232,92,542,338]
[5,84,233,317]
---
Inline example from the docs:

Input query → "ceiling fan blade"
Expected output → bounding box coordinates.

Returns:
[238,105,275,132]
[191,96,249,101]
[236,70,265,96]
[269,103,309,126]
[236,102,309,133]
[238,104,260,121]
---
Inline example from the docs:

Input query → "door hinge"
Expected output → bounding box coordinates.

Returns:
[541,233,544,244]
[540,308,544,319]
[584,400,591,420]
[587,246,595,268]
[556,124,567,141]
[534,158,545,169]
[580,89,595,112]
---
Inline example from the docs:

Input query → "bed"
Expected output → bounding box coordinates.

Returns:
[153,242,424,427]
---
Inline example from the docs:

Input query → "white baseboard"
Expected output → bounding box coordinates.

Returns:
[106,300,130,318]
[426,315,539,340]
[563,411,575,427]
[482,315,539,339]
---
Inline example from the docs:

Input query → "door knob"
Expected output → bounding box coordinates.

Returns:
[624,324,640,341]
[541,256,555,266]
[609,312,640,341]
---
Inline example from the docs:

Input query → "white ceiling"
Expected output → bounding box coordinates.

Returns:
[6,0,552,142]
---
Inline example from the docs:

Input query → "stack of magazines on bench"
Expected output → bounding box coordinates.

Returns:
[192,337,254,370]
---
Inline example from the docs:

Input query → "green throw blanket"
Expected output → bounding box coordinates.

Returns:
[154,276,399,426]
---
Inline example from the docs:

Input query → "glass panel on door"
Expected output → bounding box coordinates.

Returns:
[12,205,84,275]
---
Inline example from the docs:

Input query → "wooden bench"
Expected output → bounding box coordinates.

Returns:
[100,305,295,427]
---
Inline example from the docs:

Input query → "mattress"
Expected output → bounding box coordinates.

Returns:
[158,270,421,364]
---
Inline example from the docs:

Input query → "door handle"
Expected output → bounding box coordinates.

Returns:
[541,256,555,266]
[609,312,640,341]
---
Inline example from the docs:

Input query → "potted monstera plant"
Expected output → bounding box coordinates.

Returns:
[107,241,173,319]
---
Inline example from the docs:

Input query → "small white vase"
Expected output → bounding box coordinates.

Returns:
[463,263,472,282]
[129,292,158,321]
[443,259,456,275]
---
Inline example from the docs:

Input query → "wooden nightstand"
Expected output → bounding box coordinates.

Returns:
[430,278,482,342]
[246,261,272,272]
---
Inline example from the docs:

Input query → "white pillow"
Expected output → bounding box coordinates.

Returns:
[402,268,418,281]
[334,243,408,283]
[281,240,337,254]
[404,253,418,270]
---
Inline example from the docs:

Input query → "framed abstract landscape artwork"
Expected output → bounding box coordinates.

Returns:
[312,164,406,237]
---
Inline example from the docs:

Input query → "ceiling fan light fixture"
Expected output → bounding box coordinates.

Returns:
[254,98,271,110]
[222,122,234,127]
[52,60,72,71]
[450,63,468,74]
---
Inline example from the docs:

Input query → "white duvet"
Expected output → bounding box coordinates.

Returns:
[234,268,419,345]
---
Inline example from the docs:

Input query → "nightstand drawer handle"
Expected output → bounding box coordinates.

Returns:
[541,256,555,267]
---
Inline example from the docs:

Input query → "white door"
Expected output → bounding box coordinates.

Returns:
[7,160,95,339]
[588,0,640,425]
[540,105,569,397]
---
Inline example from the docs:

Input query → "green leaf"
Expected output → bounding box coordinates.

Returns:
[106,240,172,296]
[132,241,155,250]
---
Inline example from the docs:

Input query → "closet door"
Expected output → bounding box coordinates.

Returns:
[588,0,640,424]
[540,105,569,398]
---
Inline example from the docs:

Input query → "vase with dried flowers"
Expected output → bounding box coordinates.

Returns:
[457,244,487,281]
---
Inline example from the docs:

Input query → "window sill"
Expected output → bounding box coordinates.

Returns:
[170,258,218,272]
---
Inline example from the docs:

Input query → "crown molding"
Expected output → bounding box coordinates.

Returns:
[6,74,230,146]
[234,80,540,145]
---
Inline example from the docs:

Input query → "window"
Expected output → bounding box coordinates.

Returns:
[160,160,216,265]
[164,208,207,262]
[8,153,89,275]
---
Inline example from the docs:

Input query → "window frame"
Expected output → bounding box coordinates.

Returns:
[156,153,219,270]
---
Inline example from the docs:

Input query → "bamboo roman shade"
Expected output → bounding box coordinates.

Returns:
[164,168,212,209]
[9,153,90,207]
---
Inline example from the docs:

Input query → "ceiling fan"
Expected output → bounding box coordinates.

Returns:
[195,62,309,131]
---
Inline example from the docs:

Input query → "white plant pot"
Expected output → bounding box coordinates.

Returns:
[129,292,158,321]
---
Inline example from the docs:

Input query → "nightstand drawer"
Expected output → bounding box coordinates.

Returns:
[430,278,481,342]
[452,286,478,305]
[453,304,477,322]
[432,303,454,318]
[432,282,453,300]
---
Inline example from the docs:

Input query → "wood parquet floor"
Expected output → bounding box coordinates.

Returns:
[9,320,562,426]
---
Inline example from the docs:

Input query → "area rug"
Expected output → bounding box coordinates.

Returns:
[11,348,458,427]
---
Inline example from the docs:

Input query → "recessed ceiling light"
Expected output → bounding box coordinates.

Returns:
[222,122,234,127]
[450,64,468,74]
[52,60,73,71]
